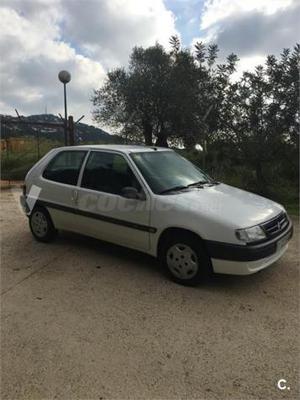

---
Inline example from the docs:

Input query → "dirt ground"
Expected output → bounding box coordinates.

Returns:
[1,189,299,400]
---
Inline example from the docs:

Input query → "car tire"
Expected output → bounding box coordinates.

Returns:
[29,206,57,243]
[159,232,211,286]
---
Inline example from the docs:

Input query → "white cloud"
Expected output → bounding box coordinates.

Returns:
[0,0,177,125]
[191,0,299,81]
[201,0,293,29]
[231,55,266,80]
[61,0,177,68]
[1,0,297,128]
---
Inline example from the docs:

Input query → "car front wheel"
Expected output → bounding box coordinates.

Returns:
[159,232,211,286]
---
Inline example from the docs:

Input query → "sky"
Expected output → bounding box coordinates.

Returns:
[1,0,299,128]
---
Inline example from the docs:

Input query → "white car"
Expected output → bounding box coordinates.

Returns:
[20,145,293,285]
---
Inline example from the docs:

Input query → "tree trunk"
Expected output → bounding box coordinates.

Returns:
[155,122,169,147]
[143,121,153,146]
[155,134,168,147]
[255,161,266,194]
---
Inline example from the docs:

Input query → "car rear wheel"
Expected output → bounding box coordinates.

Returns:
[159,232,211,286]
[29,206,57,242]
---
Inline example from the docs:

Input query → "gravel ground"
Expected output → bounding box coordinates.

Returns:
[1,189,299,400]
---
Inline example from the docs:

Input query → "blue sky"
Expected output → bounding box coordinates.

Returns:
[1,0,299,126]
[165,0,205,44]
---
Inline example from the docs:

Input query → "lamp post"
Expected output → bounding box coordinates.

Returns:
[58,70,71,145]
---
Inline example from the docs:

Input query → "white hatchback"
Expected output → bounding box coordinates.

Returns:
[20,145,293,285]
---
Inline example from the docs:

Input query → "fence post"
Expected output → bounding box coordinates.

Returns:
[36,129,40,160]
[68,116,75,146]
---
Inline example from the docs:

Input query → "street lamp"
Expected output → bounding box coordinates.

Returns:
[58,70,71,145]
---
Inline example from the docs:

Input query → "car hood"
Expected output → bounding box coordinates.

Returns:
[164,183,284,228]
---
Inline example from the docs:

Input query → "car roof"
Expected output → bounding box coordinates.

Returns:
[56,144,173,154]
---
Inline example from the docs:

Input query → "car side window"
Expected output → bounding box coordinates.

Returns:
[81,151,142,195]
[43,151,87,186]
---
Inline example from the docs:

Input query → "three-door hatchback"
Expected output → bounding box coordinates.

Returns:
[20,145,293,285]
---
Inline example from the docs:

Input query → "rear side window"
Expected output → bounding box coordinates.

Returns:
[43,151,86,185]
[81,151,141,195]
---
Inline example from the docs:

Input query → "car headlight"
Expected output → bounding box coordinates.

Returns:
[235,225,266,243]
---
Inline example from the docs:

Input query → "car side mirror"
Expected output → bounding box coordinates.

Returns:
[121,186,146,200]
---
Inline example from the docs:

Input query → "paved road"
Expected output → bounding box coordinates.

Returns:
[1,189,299,399]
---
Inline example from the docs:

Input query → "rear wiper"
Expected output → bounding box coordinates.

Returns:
[159,185,188,195]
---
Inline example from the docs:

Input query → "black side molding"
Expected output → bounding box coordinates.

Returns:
[206,223,293,262]
[36,200,157,234]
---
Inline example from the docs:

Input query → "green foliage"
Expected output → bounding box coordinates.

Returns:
[169,35,181,54]
[92,40,299,207]
[92,40,238,147]
[222,44,300,193]
[181,148,299,215]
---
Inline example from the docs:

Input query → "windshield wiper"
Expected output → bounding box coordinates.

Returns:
[159,180,220,194]
[187,180,209,187]
[159,185,188,195]
[188,180,220,187]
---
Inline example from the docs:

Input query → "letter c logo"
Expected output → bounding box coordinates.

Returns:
[277,379,287,390]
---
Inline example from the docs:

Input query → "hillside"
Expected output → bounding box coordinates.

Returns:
[1,113,122,144]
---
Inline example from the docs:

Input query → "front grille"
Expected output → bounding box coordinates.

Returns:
[261,212,289,239]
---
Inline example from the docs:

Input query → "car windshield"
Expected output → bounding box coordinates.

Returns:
[130,151,211,194]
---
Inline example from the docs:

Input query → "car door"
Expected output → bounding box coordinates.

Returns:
[39,149,88,232]
[75,150,152,251]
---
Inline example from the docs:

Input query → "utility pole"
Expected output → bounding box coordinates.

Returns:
[58,70,71,146]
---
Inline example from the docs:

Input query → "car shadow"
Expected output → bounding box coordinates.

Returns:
[54,230,277,293]
[58,230,160,272]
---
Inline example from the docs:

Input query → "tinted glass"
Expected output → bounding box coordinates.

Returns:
[43,151,86,185]
[81,151,141,195]
[130,151,210,194]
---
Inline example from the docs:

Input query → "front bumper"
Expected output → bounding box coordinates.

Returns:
[206,221,293,275]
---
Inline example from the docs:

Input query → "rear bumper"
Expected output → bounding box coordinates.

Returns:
[20,194,30,214]
[207,222,293,275]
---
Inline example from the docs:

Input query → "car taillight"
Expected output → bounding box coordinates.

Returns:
[22,184,26,196]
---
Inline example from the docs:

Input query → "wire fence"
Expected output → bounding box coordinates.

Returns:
[1,116,66,182]
[0,114,123,182]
